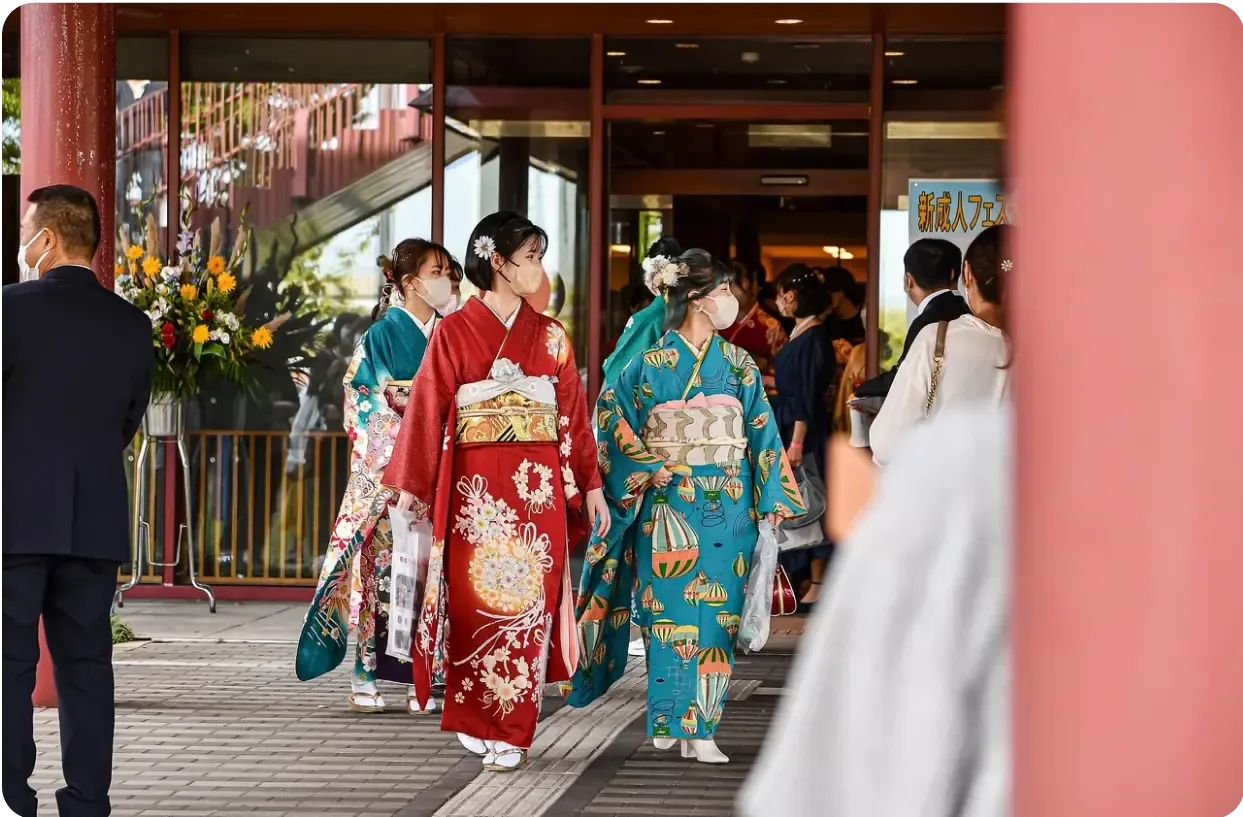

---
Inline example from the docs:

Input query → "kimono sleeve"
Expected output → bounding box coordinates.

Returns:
[548,322,602,513]
[381,320,456,505]
[597,356,665,514]
[740,350,806,520]
[342,323,403,482]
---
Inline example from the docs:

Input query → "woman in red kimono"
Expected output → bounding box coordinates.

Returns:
[383,211,608,772]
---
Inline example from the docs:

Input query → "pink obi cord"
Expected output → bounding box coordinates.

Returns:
[651,393,743,412]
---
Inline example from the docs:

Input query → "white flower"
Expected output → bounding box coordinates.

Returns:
[218,331,231,345]
[559,415,570,428]
[1001,259,1014,272]
[559,438,572,458]
[156,298,170,313]
[145,310,161,325]
[155,283,168,295]
[209,329,220,341]
[473,235,496,260]
[641,255,684,294]
[222,313,239,330]
[161,265,180,281]
[359,399,372,413]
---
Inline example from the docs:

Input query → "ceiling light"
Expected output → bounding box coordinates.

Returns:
[675,42,699,49]
[884,50,905,57]
[891,79,918,85]
[823,245,840,255]
[646,18,674,24]
[839,250,854,260]
[607,51,626,57]
[775,18,803,24]
[610,244,632,254]
[638,79,662,85]
[767,79,787,85]
[652,130,666,135]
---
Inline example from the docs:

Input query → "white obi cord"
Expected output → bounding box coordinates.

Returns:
[455,357,559,409]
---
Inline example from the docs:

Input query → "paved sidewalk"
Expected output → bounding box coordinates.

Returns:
[28,601,807,816]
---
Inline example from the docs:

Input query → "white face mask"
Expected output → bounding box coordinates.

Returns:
[414,275,456,312]
[18,228,50,282]
[958,274,974,314]
[701,292,740,330]
[440,293,461,315]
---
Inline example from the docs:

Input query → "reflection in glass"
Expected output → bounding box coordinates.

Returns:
[171,38,434,583]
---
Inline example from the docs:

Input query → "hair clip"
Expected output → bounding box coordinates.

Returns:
[1001,259,1013,272]
[473,235,496,260]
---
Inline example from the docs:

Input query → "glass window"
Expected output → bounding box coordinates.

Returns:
[604,37,871,105]
[444,36,592,362]
[878,37,1006,371]
[178,37,434,583]
[116,37,170,256]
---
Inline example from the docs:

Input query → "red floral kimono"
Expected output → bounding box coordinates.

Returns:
[724,302,788,391]
[383,296,601,748]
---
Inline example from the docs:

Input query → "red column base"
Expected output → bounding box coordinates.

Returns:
[33,619,57,708]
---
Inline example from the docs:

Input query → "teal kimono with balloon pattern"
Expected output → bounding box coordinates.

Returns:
[566,331,804,739]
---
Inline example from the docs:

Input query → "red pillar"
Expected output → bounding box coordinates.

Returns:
[20,3,117,709]
[1012,5,1243,817]
[20,3,116,287]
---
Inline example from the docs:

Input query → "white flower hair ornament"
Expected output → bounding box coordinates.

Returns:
[1001,259,1014,272]
[641,255,686,295]
[473,235,496,261]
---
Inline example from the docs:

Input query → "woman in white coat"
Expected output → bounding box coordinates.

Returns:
[869,225,1012,467]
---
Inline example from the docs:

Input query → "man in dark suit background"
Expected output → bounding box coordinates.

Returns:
[854,238,971,400]
[3,185,154,817]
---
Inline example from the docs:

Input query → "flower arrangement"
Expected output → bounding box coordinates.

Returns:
[116,198,290,400]
[640,255,685,295]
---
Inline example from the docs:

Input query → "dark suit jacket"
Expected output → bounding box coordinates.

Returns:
[3,266,154,562]
[854,291,971,399]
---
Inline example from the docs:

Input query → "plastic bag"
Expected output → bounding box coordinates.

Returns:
[386,506,432,661]
[740,520,779,654]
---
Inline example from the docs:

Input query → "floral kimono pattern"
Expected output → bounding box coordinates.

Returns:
[382,297,601,749]
[565,331,805,740]
[295,307,431,684]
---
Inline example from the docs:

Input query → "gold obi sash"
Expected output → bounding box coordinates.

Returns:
[640,395,747,467]
[455,392,559,444]
[386,379,412,415]
[454,360,561,445]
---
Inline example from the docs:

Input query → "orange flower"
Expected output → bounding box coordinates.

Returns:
[217,271,237,294]
[207,255,226,275]
[114,263,124,277]
[191,325,210,344]
[180,284,198,300]
[142,256,162,277]
[250,326,274,349]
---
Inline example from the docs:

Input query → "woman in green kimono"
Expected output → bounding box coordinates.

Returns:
[295,238,458,713]
[568,249,805,763]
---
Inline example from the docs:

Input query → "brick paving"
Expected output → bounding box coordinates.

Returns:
[28,610,804,817]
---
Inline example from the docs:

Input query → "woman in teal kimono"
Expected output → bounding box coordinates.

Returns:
[295,238,458,713]
[568,250,805,763]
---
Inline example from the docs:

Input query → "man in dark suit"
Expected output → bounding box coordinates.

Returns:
[854,238,971,400]
[3,185,154,817]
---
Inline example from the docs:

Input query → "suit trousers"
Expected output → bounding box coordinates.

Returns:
[2,555,118,817]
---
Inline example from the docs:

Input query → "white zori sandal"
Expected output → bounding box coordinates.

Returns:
[348,681,386,714]
[483,740,527,772]
[407,687,438,716]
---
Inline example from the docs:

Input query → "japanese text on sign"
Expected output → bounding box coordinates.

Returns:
[916,189,1009,234]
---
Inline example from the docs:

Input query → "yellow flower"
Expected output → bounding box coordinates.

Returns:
[142,256,162,277]
[179,284,198,300]
[192,324,210,344]
[207,255,226,275]
[250,326,274,350]
[125,245,144,261]
[217,271,237,294]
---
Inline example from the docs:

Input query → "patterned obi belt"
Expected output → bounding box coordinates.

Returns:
[454,360,560,445]
[386,380,412,415]
[640,393,746,467]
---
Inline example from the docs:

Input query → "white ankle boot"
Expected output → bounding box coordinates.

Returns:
[681,738,729,764]
[652,737,678,751]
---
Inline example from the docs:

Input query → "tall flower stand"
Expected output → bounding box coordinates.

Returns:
[114,397,216,612]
